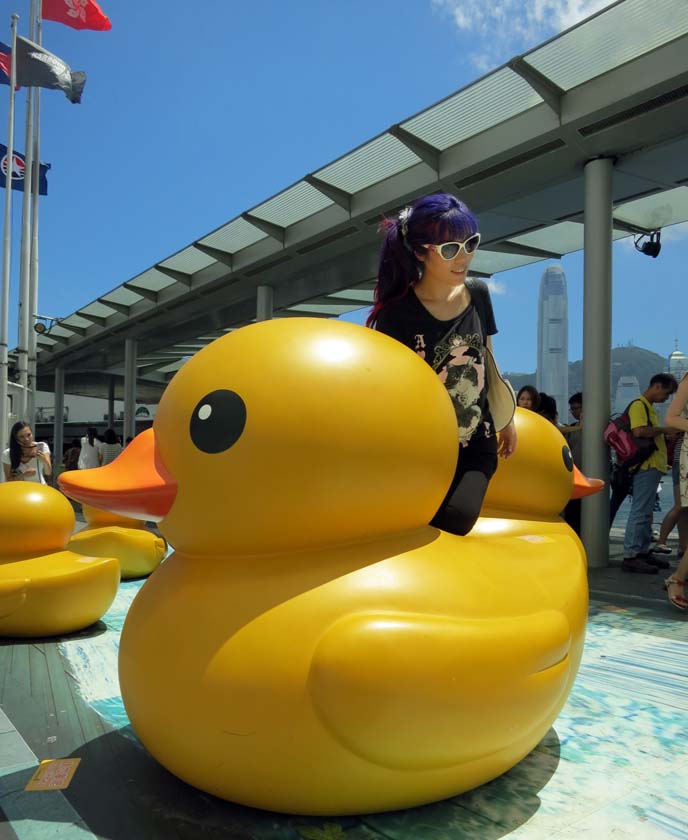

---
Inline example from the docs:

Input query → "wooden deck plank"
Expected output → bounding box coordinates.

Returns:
[9,644,29,695]
[27,644,54,758]
[43,643,88,759]
[0,671,54,757]
[0,645,11,704]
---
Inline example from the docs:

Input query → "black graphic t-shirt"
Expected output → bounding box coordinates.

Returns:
[375,282,497,446]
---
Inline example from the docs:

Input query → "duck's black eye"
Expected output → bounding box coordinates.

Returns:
[562,445,573,472]
[190,390,246,454]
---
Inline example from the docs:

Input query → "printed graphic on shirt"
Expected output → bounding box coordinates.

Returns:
[430,330,487,446]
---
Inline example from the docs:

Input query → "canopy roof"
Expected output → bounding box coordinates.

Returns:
[18,0,688,397]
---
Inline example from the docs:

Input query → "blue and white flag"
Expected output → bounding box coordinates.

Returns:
[0,144,50,195]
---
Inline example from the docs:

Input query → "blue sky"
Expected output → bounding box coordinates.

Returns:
[1,0,685,374]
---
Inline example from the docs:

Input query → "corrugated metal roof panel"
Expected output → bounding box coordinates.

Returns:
[199,217,267,253]
[251,181,333,227]
[159,247,217,275]
[401,67,542,151]
[526,0,688,91]
[314,134,420,194]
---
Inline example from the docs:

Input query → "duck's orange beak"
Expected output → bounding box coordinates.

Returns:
[58,429,177,522]
[571,465,605,499]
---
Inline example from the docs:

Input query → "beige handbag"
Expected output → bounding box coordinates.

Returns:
[484,343,516,432]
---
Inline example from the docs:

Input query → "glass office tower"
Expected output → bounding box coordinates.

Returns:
[536,265,569,422]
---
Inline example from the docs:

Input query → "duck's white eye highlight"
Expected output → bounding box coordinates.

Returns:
[198,404,212,421]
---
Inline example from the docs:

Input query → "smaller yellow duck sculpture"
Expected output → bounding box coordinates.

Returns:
[67,504,166,579]
[0,483,120,637]
[59,318,602,816]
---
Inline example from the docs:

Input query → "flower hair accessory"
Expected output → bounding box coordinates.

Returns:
[398,206,412,239]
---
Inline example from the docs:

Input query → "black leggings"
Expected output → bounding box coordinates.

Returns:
[431,434,499,536]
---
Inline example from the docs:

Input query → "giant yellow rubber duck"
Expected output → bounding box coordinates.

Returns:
[59,318,601,816]
[67,504,166,579]
[0,483,120,637]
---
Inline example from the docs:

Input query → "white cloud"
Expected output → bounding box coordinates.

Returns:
[432,0,616,70]
[487,279,507,295]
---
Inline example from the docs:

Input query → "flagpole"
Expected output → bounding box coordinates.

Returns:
[16,0,36,420]
[27,0,41,427]
[0,13,18,454]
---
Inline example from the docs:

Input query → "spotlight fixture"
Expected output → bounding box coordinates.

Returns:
[33,314,62,334]
[634,229,661,258]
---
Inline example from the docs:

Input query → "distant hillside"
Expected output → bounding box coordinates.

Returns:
[505,346,667,398]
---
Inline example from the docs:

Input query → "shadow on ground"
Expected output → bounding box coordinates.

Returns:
[1,726,561,840]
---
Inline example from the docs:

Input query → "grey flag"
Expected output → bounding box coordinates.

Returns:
[15,35,86,104]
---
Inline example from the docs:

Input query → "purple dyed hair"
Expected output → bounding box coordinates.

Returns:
[366,193,479,328]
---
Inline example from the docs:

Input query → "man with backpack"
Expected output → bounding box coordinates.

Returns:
[622,373,678,573]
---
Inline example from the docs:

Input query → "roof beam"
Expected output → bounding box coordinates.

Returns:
[611,217,654,235]
[42,332,71,346]
[59,323,88,337]
[123,283,159,303]
[307,295,373,308]
[277,309,331,319]
[193,242,234,268]
[137,360,170,375]
[242,213,285,245]
[77,311,108,327]
[508,57,565,118]
[489,241,562,260]
[304,175,352,212]
[388,125,440,173]
[156,265,193,287]
[98,299,131,317]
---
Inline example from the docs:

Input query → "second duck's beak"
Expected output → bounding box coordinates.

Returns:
[571,465,605,499]
[58,429,177,522]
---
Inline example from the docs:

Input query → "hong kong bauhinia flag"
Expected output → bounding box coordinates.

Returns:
[43,0,112,31]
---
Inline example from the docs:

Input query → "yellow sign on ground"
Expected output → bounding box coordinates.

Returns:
[25,758,81,791]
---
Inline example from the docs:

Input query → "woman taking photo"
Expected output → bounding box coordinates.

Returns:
[2,421,52,484]
[367,193,516,536]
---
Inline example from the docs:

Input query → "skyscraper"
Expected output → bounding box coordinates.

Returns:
[536,265,568,421]
[668,340,688,382]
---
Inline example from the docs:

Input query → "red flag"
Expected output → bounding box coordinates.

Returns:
[42,0,112,31]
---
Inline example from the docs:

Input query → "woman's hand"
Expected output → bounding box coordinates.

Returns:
[35,443,50,463]
[35,443,52,475]
[497,420,517,459]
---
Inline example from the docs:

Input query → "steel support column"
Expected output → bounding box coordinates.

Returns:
[256,285,273,322]
[108,376,115,428]
[52,366,64,485]
[581,157,613,568]
[124,338,137,443]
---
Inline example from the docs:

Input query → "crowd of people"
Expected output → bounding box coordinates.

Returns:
[516,374,688,609]
[2,424,131,485]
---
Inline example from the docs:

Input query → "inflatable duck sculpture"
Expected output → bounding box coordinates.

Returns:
[0,483,120,637]
[59,318,601,816]
[67,503,166,579]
